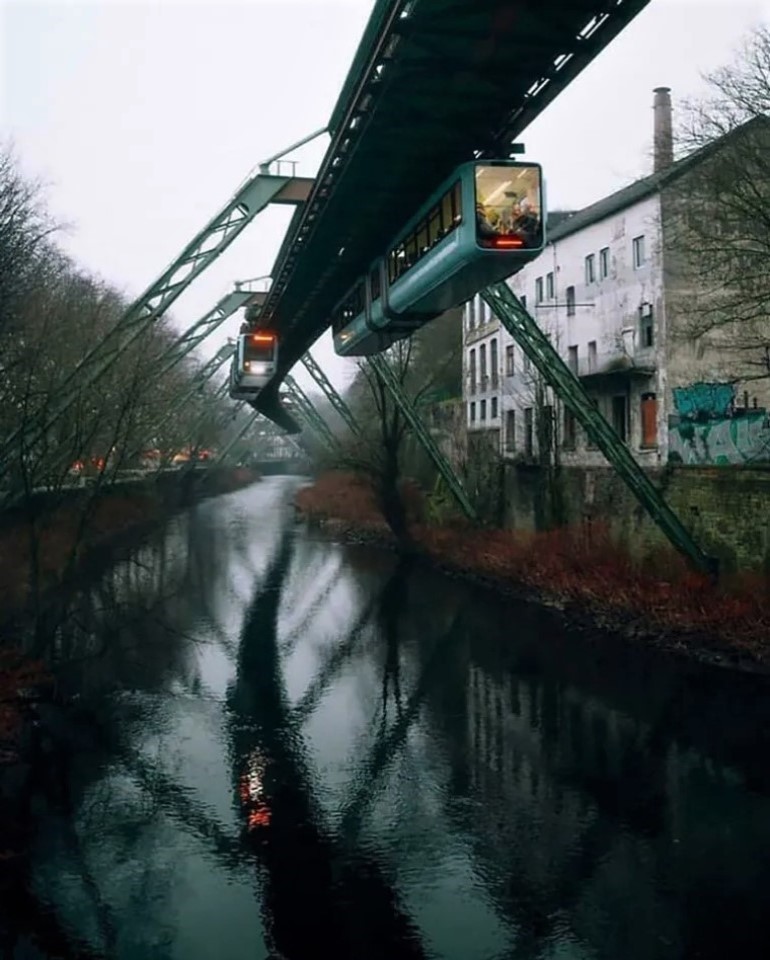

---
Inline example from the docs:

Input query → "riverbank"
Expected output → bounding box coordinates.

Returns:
[295,471,770,673]
[0,467,260,878]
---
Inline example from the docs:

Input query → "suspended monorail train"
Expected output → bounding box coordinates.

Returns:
[331,160,545,356]
[228,331,279,400]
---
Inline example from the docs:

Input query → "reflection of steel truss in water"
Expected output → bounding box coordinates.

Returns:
[226,528,429,958]
[53,517,459,956]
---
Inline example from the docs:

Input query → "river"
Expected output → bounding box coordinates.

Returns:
[17,477,770,959]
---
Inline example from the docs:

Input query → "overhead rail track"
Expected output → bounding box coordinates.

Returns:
[250,0,651,429]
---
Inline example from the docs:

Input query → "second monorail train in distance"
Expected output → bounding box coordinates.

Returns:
[331,160,545,357]
[228,331,279,401]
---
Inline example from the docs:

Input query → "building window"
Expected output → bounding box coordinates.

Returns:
[523,352,531,374]
[588,340,597,372]
[535,277,544,303]
[470,401,476,423]
[505,344,515,377]
[632,235,646,268]
[468,298,476,329]
[568,345,578,375]
[639,302,654,347]
[490,338,499,388]
[563,408,577,449]
[546,272,554,299]
[491,396,498,419]
[599,246,609,279]
[612,395,628,443]
[520,294,527,312]
[479,343,487,389]
[505,410,515,451]
[480,399,487,421]
[469,348,476,393]
[566,285,575,317]
[524,407,534,455]
[585,253,595,284]
[641,392,657,448]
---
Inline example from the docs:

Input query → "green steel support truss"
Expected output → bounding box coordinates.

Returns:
[284,375,339,454]
[367,353,477,521]
[217,414,304,464]
[481,282,717,577]
[300,352,361,437]
[140,345,236,450]
[215,410,263,463]
[0,173,294,478]
[150,288,256,382]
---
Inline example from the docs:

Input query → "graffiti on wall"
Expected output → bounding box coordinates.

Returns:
[672,382,735,420]
[669,380,770,464]
[669,411,770,464]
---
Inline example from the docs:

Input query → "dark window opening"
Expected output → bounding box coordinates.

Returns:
[641,392,657,448]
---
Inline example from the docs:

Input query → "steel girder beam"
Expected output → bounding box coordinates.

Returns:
[216,410,264,463]
[141,345,236,450]
[283,375,339,453]
[366,353,476,521]
[299,351,360,437]
[0,172,301,478]
[481,282,717,577]
[149,287,257,382]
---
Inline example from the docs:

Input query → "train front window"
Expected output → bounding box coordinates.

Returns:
[244,336,276,362]
[474,163,544,250]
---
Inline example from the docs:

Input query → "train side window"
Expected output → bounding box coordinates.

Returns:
[451,181,462,222]
[388,251,398,284]
[416,220,429,256]
[428,206,441,245]
[405,235,418,267]
[441,193,453,235]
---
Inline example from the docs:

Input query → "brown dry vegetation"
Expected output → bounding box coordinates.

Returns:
[296,471,770,667]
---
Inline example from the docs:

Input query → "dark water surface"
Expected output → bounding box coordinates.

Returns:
[21,478,770,958]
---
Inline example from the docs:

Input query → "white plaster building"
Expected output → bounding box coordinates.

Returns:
[463,88,770,468]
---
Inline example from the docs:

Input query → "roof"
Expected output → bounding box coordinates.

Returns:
[251,0,653,432]
[546,114,770,244]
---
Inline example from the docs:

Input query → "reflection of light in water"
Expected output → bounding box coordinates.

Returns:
[239,749,272,831]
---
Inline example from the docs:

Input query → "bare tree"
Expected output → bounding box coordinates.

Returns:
[338,312,463,541]
[663,25,770,384]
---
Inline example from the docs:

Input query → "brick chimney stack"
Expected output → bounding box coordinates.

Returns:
[653,86,673,173]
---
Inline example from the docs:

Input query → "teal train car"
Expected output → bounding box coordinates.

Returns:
[229,331,279,401]
[332,159,545,356]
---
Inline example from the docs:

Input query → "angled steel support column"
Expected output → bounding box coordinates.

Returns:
[481,281,717,576]
[367,353,477,521]
[146,345,236,443]
[216,410,263,463]
[284,375,339,454]
[300,351,360,437]
[150,286,260,382]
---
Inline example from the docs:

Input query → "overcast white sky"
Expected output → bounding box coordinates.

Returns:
[1,0,768,393]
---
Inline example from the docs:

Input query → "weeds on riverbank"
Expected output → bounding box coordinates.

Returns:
[296,471,770,663]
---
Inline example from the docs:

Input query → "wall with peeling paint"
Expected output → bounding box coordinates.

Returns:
[504,463,770,572]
